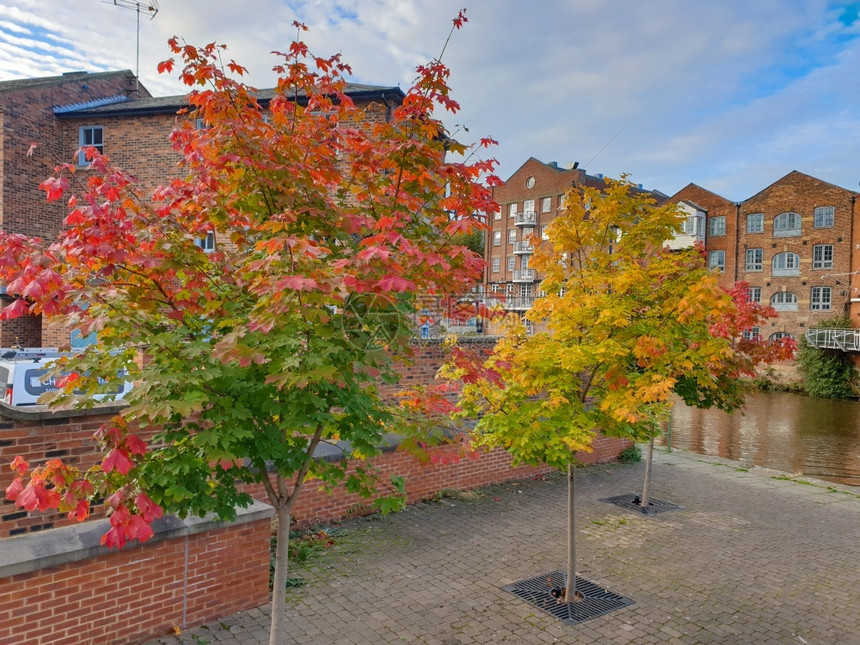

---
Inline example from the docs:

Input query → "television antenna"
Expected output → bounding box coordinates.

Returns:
[106,1,159,90]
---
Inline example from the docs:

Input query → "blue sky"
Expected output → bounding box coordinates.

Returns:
[1,0,859,200]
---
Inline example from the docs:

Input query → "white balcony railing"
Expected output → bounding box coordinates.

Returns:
[512,269,536,282]
[805,328,860,352]
[512,240,533,255]
[514,210,538,227]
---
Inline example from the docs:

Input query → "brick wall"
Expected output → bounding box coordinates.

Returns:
[0,512,271,645]
[669,183,739,289]
[739,171,857,339]
[0,408,148,538]
[266,434,627,529]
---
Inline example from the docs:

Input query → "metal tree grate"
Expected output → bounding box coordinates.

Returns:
[601,493,685,516]
[502,570,633,625]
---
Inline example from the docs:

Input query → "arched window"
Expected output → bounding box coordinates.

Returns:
[772,252,800,276]
[773,212,801,237]
[770,291,798,311]
[769,332,794,342]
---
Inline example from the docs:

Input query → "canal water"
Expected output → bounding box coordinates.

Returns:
[656,391,860,487]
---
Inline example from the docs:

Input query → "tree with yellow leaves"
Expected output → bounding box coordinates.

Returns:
[442,177,791,604]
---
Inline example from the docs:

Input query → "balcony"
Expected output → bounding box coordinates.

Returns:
[514,210,538,227]
[504,297,534,310]
[512,269,536,283]
[513,240,533,255]
[805,328,860,352]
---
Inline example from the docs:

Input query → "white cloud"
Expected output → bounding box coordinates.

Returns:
[1,0,857,199]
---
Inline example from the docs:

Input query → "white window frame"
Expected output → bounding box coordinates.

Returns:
[746,213,764,233]
[78,125,104,164]
[493,231,501,246]
[507,256,515,272]
[491,257,500,272]
[194,231,216,253]
[508,203,517,218]
[773,212,801,237]
[742,327,761,341]
[494,209,501,221]
[540,197,552,213]
[772,252,800,276]
[508,229,517,244]
[746,287,762,304]
[709,216,726,237]
[812,244,833,270]
[708,250,725,272]
[769,332,793,342]
[541,225,549,240]
[813,206,834,228]
[770,291,798,311]
[811,286,831,311]
[523,199,535,214]
[745,248,763,271]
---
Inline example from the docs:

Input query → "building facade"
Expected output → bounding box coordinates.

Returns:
[485,160,860,342]
[0,71,403,348]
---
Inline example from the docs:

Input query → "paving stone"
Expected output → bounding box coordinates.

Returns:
[143,449,859,644]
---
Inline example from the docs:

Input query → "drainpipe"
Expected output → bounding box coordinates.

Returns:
[381,93,392,123]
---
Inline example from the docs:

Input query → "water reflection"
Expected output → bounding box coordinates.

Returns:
[657,392,860,487]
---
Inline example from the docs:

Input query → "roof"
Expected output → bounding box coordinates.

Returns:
[0,70,136,95]
[55,83,406,118]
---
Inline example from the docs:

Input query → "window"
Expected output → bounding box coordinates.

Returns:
[507,256,515,272]
[746,213,764,233]
[708,250,725,272]
[769,332,793,342]
[520,255,529,270]
[493,231,501,246]
[523,199,535,214]
[772,252,800,276]
[814,206,834,228]
[770,291,798,311]
[491,257,500,272]
[195,117,207,130]
[78,125,103,164]
[506,284,514,295]
[746,287,762,304]
[494,209,501,221]
[811,286,831,311]
[709,216,726,237]
[541,225,549,240]
[745,248,763,271]
[742,327,761,341]
[558,194,566,210]
[194,231,216,253]
[520,284,532,299]
[682,216,704,237]
[508,203,517,218]
[812,244,833,269]
[508,229,517,244]
[541,197,552,213]
[491,284,500,293]
[773,212,801,237]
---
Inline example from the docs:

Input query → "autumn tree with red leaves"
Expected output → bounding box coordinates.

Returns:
[1,13,498,643]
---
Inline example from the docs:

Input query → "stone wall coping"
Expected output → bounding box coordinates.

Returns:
[0,400,126,422]
[0,499,274,579]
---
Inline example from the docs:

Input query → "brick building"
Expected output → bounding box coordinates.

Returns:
[485,159,860,342]
[483,157,667,332]
[0,70,147,346]
[0,71,403,348]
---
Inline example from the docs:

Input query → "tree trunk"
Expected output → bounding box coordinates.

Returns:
[564,461,579,603]
[640,436,654,509]
[269,504,291,645]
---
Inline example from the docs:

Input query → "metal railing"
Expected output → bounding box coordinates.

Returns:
[512,269,537,282]
[514,211,538,226]
[804,328,860,352]
[512,240,534,254]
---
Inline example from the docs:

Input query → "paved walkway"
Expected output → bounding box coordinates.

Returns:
[144,449,860,644]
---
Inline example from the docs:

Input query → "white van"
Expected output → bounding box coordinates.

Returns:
[0,348,131,406]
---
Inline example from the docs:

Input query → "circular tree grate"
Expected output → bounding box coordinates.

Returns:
[502,570,633,625]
